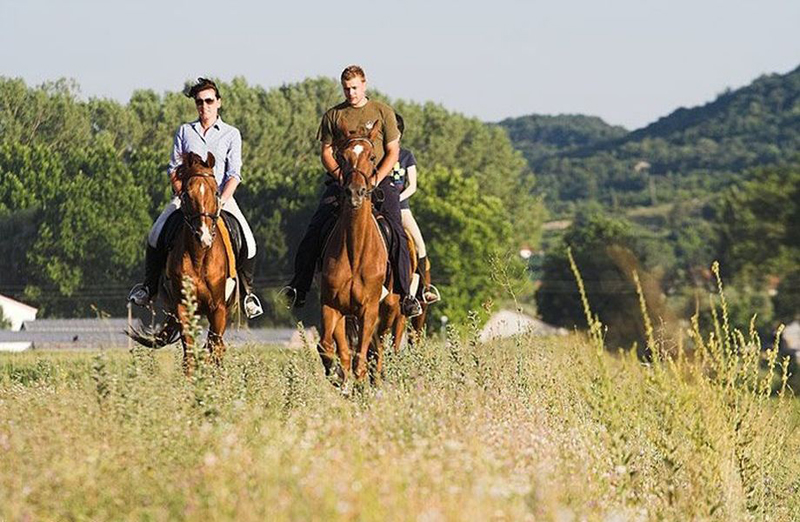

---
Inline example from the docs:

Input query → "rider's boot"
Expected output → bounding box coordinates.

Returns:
[128,245,165,306]
[240,256,263,319]
[401,295,423,318]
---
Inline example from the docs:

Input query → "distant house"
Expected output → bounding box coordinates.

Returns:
[479,310,565,342]
[0,294,38,331]
[782,321,800,363]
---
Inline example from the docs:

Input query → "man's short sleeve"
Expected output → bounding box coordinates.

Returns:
[317,110,335,144]
[382,108,400,144]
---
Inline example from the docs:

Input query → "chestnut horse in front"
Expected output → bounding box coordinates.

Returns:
[128,152,230,374]
[318,126,389,383]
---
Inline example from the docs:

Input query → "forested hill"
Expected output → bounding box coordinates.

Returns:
[501,64,800,212]
[497,114,627,165]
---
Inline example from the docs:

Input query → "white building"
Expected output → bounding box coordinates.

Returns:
[479,309,565,342]
[0,294,38,331]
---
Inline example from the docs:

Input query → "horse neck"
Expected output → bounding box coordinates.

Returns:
[182,225,211,265]
[340,201,375,256]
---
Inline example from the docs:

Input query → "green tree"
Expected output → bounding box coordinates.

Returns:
[26,140,151,316]
[413,166,514,324]
[536,207,667,352]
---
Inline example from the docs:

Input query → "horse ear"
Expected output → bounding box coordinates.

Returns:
[368,122,380,142]
[186,152,200,167]
[206,152,215,169]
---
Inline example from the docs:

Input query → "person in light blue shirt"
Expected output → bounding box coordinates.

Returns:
[128,78,263,319]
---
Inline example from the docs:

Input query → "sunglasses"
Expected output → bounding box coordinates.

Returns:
[195,97,217,105]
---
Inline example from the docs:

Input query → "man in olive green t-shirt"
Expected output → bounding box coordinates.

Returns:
[283,65,422,318]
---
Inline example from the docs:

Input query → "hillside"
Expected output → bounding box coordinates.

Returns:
[497,114,627,165]
[503,65,800,211]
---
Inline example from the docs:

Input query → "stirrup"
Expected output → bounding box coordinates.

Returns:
[423,284,441,304]
[128,283,151,307]
[243,293,264,319]
[279,286,306,309]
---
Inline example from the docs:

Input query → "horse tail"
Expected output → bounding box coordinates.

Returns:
[125,314,181,349]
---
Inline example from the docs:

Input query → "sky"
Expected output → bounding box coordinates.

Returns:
[1,0,798,130]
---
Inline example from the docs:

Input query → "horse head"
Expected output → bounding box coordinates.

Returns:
[177,152,220,249]
[337,124,380,209]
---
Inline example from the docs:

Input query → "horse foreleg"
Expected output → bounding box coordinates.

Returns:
[177,303,195,377]
[333,317,350,380]
[354,308,380,381]
[410,305,427,346]
[392,313,407,354]
[207,305,227,367]
[319,305,345,381]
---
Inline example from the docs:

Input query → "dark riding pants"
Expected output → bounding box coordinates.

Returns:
[290,182,341,294]
[374,178,412,296]
[290,177,412,297]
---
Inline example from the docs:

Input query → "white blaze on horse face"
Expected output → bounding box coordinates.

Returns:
[200,221,213,248]
[352,144,364,159]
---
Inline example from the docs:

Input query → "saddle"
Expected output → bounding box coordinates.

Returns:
[160,209,244,279]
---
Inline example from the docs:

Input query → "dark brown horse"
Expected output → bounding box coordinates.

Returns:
[128,152,231,374]
[317,125,389,383]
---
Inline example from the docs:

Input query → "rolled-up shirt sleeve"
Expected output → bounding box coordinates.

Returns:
[223,129,243,185]
[168,125,185,175]
[317,111,334,144]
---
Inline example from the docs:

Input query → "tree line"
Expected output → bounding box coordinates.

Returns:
[0,76,545,325]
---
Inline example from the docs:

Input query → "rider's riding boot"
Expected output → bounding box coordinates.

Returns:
[402,295,423,318]
[128,245,165,306]
[240,256,263,319]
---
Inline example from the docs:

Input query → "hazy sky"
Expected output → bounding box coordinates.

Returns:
[1,0,798,129]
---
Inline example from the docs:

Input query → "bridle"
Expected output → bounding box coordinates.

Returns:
[338,137,378,197]
[179,171,221,244]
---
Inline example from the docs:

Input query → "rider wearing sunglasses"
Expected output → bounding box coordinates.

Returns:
[128,77,263,319]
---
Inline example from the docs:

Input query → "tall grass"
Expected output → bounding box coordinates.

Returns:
[0,263,798,520]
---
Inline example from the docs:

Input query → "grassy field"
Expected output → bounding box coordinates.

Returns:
[2,300,800,522]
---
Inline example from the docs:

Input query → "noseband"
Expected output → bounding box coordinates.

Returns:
[180,172,221,243]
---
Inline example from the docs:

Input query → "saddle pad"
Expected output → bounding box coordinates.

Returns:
[220,211,243,258]
[216,217,237,280]
[161,209,237,280]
